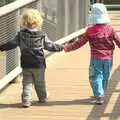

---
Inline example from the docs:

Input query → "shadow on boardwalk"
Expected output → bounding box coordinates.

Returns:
[0,51,120,120]
[86,64,120,120]
[0,98,93,109]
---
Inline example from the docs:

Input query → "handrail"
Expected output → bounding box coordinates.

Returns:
[0,0,37,17]
[0,27,86,90]
[0,0,86,90]
[55,28,86,44]
[0,66,22,90]
[44,28,86,56]
[90,4,120,10]
[106,4,120,9]
[0,0,38,90]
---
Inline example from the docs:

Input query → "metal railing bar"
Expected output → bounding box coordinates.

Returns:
[0,27,86,90]
[0,0,37,17]
[106,4,120,9]
[55,28,86,44]
[0,0,38,90]
[44,28,86,56]
[0,66,22,90]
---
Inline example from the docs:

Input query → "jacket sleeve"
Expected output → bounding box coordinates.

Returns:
[64,33,89,52]
[0,33,20,51]
[112,29,120,48]
[43,34,63,52]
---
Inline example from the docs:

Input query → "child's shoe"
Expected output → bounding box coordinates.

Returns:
[39,98,47,103]
[38,92,50,103]
[90,96,97,104]
[96,97,104,105]
[22,103,31,108]
[22,102,31,108]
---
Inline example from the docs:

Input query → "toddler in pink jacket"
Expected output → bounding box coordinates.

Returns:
[63,3,120,105]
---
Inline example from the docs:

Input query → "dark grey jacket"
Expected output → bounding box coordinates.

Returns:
[0,28,63,68]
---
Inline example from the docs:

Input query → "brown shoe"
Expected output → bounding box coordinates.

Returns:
[22,102,31,108]
[90,96,97,104]
[96,97,104,105]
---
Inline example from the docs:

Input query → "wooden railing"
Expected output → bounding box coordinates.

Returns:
[0,0,40,90]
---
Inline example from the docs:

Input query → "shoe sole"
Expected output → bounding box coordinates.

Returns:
[22,104,30,108]
[96,101,104,105]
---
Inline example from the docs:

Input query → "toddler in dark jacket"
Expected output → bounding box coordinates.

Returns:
[0,8,63,107]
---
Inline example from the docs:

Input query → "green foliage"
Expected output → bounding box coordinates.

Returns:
[0,0,6,7]
[5,0,15,4]
[0,0,15,7]
[104,0,120,4]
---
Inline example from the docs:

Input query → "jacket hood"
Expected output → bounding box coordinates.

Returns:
[20,28,44,49]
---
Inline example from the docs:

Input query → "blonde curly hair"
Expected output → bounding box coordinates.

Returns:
[21,8,43,29]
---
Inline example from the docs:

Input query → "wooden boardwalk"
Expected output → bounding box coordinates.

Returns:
[0,11,120,120]
[108,11,120,31]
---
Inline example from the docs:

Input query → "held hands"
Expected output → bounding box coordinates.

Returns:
[62,43,71,52]
[62,38,76,52]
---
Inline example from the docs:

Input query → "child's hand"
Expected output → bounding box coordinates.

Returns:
[54,44,63,51]
[62,38,76,52]
[62,38,76,45]
[63,44,71,52]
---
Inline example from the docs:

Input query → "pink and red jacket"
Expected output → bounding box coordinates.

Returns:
[64,24,120,60]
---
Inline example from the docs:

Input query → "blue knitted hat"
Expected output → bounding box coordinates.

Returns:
[90,3,110,24]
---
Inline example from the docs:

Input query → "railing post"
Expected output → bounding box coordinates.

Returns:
[0,0,42,89]
[56,0,65,39]
[6,11,20,74]
[56,0,89,39]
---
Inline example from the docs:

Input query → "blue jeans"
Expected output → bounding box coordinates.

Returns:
[89,59,112,97]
